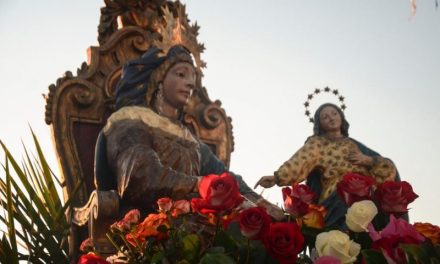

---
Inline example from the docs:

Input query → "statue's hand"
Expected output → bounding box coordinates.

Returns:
[254,176,277,189]
[348,150,373,167]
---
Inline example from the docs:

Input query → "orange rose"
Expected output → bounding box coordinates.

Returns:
[302,204,326,229]
[126,212,169,245]
[414,222,440,244]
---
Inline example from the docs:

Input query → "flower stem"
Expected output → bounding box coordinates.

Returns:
[245,238,250,264]
[212,214,221,245]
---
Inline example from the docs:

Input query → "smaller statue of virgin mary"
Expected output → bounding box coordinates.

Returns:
[256,88,404,228]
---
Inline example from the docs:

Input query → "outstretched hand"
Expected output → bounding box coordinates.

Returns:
[254,175,277,189]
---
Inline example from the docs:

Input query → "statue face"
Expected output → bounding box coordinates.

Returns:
[319,105,342,134]
[162,62,196,109]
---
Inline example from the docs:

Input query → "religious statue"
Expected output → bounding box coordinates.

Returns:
[255,92,401,227]
[95,44,284,220]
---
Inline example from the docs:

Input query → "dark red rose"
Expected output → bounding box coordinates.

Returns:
[263,222,304,264]
[337,173,375,206]
[282,184,316,217]
[77,253,110,264]
[375,181,418,215]
[191,172,244,214]
[238,207,272,240]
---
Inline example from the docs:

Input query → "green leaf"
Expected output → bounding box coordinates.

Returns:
[0,234,15,264]
[205,246,225,254]
[182,234,201,262]
[361,249,388,264]
[199,252,236,264]
[0,132,71,263]
[213,229,238,253]
[151,251,166,264]
[31,129,62,212]
[400,244,430,264]
[5,158,19,263]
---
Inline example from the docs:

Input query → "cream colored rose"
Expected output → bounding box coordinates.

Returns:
[346,200,378,232]
[315,230,361,264]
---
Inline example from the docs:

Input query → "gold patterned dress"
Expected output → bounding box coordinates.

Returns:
[274,136,397,202]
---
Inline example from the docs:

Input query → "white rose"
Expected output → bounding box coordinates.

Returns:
[346,200,378,232]
[315,230,361,264]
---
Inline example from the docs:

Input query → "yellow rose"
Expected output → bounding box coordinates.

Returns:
[315,230,360,264]
[345,200,378,233]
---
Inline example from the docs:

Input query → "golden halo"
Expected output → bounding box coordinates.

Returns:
[304,86,347,123]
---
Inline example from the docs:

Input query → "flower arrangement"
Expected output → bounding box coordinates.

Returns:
[78,172,440,264]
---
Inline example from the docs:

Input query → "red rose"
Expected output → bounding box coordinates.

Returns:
[282,184,316,217]
[77,253,110,264]
[191,172,244,214]
[263,222,304,264]
[337,173,375,206]
[238,207,272,240]
[375,181,418,215]
[368,215,425,263]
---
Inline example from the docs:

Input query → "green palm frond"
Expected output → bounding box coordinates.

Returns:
[0,130,72,263]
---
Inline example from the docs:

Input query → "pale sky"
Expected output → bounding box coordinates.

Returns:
[1,1,439,225]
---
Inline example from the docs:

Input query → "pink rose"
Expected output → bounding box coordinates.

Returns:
[368,215,425,263]
[282,184,316,217]
[79,238,93,253]
[157,197,173,212]
[111,209,140,231]
[171,200,191,217]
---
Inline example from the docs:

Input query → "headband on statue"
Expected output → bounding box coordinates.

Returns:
[304,86,347,123]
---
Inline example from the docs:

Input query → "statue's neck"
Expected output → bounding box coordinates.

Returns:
[323,131,343,140]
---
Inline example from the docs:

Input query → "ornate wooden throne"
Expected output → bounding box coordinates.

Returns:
[44,0,234,259]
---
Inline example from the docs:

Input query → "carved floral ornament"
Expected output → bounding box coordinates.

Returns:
[99,0,206,69]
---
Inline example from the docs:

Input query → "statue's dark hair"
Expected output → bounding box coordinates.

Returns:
[312,103,350,137]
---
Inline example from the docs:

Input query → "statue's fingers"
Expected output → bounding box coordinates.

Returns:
[254,180,262,189]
